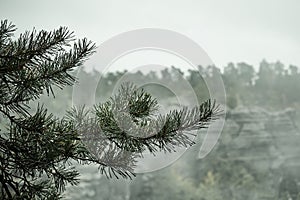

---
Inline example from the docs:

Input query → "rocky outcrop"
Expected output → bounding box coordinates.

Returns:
[223,107,300,170]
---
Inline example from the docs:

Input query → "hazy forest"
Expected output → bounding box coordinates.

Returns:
[1,0,299,198]
[36,61,300,200]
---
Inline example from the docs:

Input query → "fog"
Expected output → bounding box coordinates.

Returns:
[1,1,300,199]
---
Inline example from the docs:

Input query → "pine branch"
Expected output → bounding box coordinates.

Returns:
[0,21,16,55]
[92,83,222,153]
[0,105,90,199]
[0,20,96,116]
[67,83,222,179]
[0,25,74,72]
[0,20,97,199]
[66,106,138,179]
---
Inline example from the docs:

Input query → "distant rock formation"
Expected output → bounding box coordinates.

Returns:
[223,106,300,170]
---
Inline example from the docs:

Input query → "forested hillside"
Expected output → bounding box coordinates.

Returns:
[36,60,300,200]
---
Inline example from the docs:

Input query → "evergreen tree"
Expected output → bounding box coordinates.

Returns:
[0,20,220,199]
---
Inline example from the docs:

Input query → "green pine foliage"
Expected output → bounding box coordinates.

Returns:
[0,20,220,199]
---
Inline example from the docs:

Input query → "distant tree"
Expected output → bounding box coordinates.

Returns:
[0,20,220,199]
[187,66,209,103]
[223,63,240,108]
[255,60,278,107]
[236,62,255,86]
[285,65,300,105]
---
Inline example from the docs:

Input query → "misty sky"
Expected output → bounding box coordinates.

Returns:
[1,0,299,71]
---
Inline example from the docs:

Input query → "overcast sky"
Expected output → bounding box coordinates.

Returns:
[1,0,299,71]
